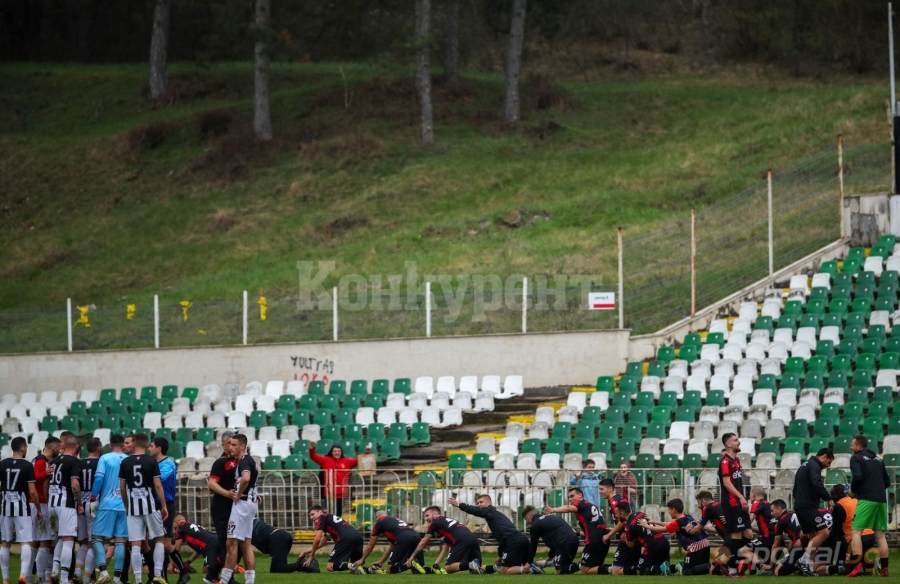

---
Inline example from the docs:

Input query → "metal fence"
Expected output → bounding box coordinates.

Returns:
[623,143,890,334]
[175,465,900,540]
[0,143,890,354]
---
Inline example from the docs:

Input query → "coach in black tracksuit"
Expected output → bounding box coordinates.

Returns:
[792,448,835,575]
[449,495,532,574]
[523,506,580,574]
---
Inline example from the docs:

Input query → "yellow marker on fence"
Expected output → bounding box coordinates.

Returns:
[126,304,136,320]
[179,300,192,321]
[73,306,91,328]
[257,293,267,321]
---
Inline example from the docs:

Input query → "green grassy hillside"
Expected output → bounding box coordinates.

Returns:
[0,62,891,350]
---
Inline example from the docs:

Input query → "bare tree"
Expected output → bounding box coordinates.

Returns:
[443,0,460,83]
[254,0,273,141]
[504,0,526,124]
[416,0,435,144]
[148,0,169,99]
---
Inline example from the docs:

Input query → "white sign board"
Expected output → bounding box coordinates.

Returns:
[589,292,616,310]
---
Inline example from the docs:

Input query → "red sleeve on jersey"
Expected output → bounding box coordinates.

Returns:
[665,520,680,533]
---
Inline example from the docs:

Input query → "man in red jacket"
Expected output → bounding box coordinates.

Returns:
[308,442,371,517]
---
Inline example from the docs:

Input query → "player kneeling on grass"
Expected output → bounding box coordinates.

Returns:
[617,503,672,576]
[638,498,710,576]
[172,514,226,583]
[449,495,534,575]
[407,506,483,574]
[252,518,319,573]
[353,510,440,574]
[522,506,579,575]
[301,506,365,574]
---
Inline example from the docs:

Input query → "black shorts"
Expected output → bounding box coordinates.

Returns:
[684,547,710,569]
[613,540,640,568]
[211,508,231,548]
[500,536,529,567]
[722,504,751,533]
[330,533,364,565]
[202,543,223,579]
[552,535,580,569]
[445,536,481,567]
[164,500,176,537]
[388,533,424,570]
[795,507,825,534]
[580,538,610,568]
[637,538,670,574]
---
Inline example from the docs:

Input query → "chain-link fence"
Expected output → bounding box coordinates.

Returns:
[0,144,890,353]
[624,144,891,334]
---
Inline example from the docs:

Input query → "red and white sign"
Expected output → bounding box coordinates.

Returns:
[589,292,616,310]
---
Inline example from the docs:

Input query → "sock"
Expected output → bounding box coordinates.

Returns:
[153,543,165,578]
[52,540,63,577]
[244,569,255,584]
[85,548,96,582]
[882,558,889,567]
[1,546,9,581]
[333,562,350,572]
[20,546,34,579]
[168,551,186,575]
[483,565,497,574]
[92,540,108,575]
[60,541,74,583]
[114,541,126,572]
[459,562,469,571]
[131,547,143,582]
[219,568,233,584]
[37,546,52,583]
[76,543,88,576]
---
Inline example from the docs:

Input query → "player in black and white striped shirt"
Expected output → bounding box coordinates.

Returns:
[217,434,259,584]
[75,437,101,584]
[0,436,43,584]
[48,435,83,584]
[118,433,168,584]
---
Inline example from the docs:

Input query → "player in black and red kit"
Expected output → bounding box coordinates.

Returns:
[598,478,637,576]
[301,505,365,573]
[451,494,534,574]
[353,510,434,574]
[718,434,753,574]
[691,491,728,540]
[617,502,671,575]
[748,485,777,572]
[767,499,804,576]
[640,498,710,575]
[522,505,579,574]
[408,506,483,574]
[172,514,225,582]
[545,487,610,574]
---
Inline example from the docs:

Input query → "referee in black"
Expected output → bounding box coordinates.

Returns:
[792,447,834,576]
[523,505,580,574]
[252,518,318,573]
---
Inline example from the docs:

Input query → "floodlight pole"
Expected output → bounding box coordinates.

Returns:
[891,3,896,115]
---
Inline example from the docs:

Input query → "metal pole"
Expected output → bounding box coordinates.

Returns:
[838,134,846,226]
[426,281,432,337]
[66,298,73,352]
[618,227,625,329]
[691,209,697,318]
[767,168,774,276]
[333,286,338,341]
[154,295,159,349]
[522,277,528,334]
[891,3,896,114]
[617,227,624,329]
[242,290,248,345]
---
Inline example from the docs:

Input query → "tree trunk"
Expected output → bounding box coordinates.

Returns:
[254,0,273,142]
[443,0,459,83]
[504,0,526,124]
[148,0,169,100]
[416,0,435,145]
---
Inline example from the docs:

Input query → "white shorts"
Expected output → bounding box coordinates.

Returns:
[77,506,93,541]
[226,500,258,542]
[1,516,35,544]
[49,506,79,538]
[127,512,165,542]
[31,503,53,541]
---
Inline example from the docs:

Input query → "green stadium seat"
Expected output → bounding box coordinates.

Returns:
[389,423,408,442]
[807,355,829,374]
[596,376,615,392]
[248,411,268,429]
[862,418,884,439]
[552,422,573,442]
[820,260,839,277]
[646,422,666,441]
[630,407,650,427]
[777,314,799,331]
[781,373,802,389]
[757,374,777,391]
[635,392,654,408]
[130,400,149,415]
[621,423,643,442]
[320,395,341,410]
[856,353,877,374]
[575,422,597,441]
[262,455,283,470]
[683,391,703,409]
[150,399,170,414]
[805,372,825,390]
[760,438,781,460]
[683,453,703,472]
[879,352,900,370]
[393,378,411,395]
[269,410,290,428]
[81,415,100,434]
[367,423,386,441]
[307,380,326,395]
[312,410,333,426]
[344,424,364,442]
[860,339,883,356]
[41,416,59,432]
[364,394,385,409]
[333,409,355,426]
[635,453,655,469]
[756,315,775,332]
[545,439,567,457]
[851,371,873,390]
[328,380,347,395]
[784,438,806,456]
[605,407,626,426]
[140,386,157,402]
[598,425,620,442]
[471,453,491,469]
[838,418,860,437]
[99,388,117,404]
[868,402,890,423]
[160,385,178,401]
[828,371,848,390]
[60,415,80,433]
[410,422,431,445]
[522,438,543,460]
[813,419,835,438]
[120,387,137,404]
[789,419,810,438]
[591,438,612,459]
[618,376,639,394]
[167,442,184,459]
[678,345,699,363]
[69,401,87,417]
[658,392,678,408]
[785,357,806,377]
[88,400,107,416]
[181,387,198,403]
[283,454,305,472]
[660,453,680,468]
[291,411,312,426]
[615,439,637,456]
[683,333,702,347]
[674,407,697,422]
[626,362,645,378]
[706,453,721,469]
[378,438,401,462]
[322,424,343,442]
[651,406,672,423]
[837,339,860,356]
[372,379,390,395]
[277,395,297,411]
[582,406,602,425]
[350,380,368,395]
[706,390,726,407]
[103,415,122,430]
[706,332,725,348]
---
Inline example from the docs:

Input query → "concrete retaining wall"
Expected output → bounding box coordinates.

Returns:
[0,330,631,396]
